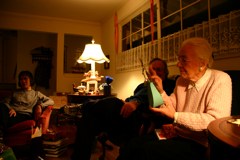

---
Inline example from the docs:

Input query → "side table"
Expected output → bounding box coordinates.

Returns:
[207,115,240,160]
[67,93,117,104]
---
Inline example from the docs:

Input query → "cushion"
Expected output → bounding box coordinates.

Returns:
[6,120,35,133]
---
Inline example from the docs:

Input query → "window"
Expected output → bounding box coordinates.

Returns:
[160,0,209,37]
[160,0,181,37]
[122,5,157,51]
[122,0,240,52]
[118,0,240,72]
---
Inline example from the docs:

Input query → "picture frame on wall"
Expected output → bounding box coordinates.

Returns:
[64,34,92,73]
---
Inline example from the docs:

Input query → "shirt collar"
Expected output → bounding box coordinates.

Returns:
[188,69,211,91]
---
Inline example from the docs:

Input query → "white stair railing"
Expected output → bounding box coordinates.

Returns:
[116,10,240,72]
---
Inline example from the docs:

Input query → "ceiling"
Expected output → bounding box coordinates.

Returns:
[0,0,128,22]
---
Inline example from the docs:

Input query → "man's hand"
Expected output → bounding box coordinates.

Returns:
[9,108,16,117]
[120,101,138,118]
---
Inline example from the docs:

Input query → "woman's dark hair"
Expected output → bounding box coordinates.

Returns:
[149,58,169,77]
[18,70,34,87]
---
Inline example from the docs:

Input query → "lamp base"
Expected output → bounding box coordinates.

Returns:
[86,80,98,93]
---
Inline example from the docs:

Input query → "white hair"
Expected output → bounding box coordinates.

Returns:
[181,37,213,68]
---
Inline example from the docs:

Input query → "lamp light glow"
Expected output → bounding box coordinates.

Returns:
[77,40,110,64]
[77,39,110,94]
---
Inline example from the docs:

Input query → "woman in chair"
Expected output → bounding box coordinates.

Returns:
[0,70,54,130]
[0,70,54,160]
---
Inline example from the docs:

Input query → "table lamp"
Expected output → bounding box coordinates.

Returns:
[77,39,110,93]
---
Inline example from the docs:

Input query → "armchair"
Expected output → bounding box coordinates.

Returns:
[3,105,53,158]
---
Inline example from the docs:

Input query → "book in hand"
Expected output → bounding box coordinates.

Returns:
[147,81,164,107]
[155,124,177,140]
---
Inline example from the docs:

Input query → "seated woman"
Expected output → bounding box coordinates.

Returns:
[0,70,54,129]
[0,70,54,159]
[117,37,232,160]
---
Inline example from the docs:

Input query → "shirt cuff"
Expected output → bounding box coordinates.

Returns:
[174,112,178,123]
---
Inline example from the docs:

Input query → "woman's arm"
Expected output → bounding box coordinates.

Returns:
[37,91,54,108]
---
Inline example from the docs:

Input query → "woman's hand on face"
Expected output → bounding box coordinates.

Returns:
[9,108,16,117]
[120,101,138,118]
[149,65,164,94]
[149,101,175,119]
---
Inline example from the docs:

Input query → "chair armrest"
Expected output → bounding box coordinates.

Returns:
[7,106,53,134]
[38,105,53,134]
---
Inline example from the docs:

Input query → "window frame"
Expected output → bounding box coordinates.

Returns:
[121,3,158,52]
[121,0,238,52]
